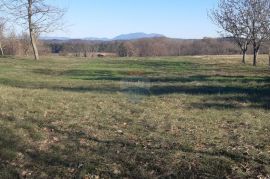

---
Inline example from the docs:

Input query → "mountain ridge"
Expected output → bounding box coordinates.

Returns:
[42,32,166,41]
[113,32,165,40]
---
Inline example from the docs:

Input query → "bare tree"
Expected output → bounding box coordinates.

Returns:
[246,0,270,66]
[0,0,65,60]
[211,0,252,64]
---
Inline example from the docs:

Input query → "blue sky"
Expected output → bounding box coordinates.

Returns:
[49,0,219,39]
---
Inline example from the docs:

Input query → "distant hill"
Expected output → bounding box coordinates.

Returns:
[83,37,110,41]
[40,37,71,41]
[113,33,165,40]
[42,32,165,41]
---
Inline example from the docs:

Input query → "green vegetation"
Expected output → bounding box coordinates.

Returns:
[0,55,269,178]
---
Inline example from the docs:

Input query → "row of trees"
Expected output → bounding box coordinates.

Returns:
[211,0,270,66]
[116,38,239,57]
[48,37,270,57]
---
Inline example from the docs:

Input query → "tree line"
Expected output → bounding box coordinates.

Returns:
[0,0,270,67]
[47,37,270,57]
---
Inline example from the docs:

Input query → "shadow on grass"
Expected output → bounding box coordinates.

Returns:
[33,67,270,83]
[0,121,25,178]
[1,60,269,177]
[0,72,269,109]
[0,95,269,178]
[94,59,198,71]
[190,94,270,110]
[1,114,268,178]
[0,119,233,178]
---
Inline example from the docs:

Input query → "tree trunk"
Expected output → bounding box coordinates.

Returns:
[269,54,270,67]
[0,42,4,56]
[253,45,258,66]
[0,47,3,56]
[253,49,257,66]
[29,31,39,60]
[242,50,246,64]
[28,0,39,60]
[269,48,270,67]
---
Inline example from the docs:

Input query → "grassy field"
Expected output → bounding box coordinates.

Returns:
[0,55,269,178]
